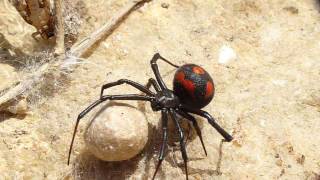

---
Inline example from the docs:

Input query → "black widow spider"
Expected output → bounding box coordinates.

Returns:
[67,53,233,180]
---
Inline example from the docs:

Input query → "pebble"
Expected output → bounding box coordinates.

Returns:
[161,3,170,9]
[84,105,148,161]
[218,45,237,65]
[7,98,28,115]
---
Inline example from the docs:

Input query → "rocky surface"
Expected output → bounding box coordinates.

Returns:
[0,0,319,179]
[0,64,17,92]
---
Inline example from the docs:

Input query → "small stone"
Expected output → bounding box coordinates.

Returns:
[296,154,305,165]
[276,159,283,166]
[218,45,237,65]
[283,6,299,14]
[232,139,242,147]
[84,105,148,161]
[7,98,28,115]
[161,3,169,9]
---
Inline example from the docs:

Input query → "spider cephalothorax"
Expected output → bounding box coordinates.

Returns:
[67,53,233,180]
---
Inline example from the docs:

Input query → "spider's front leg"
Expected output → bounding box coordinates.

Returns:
[100,79,154,99]
[152,110,169,180]
[150,53,179,90]
[67,94,153,165]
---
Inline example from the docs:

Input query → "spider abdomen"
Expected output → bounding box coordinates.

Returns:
[173,64,214,109]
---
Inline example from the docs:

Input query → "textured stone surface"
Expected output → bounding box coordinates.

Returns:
[0,0,319,179]
[84,105,148,161]
[0,1,37,54]
[0,64,17,92]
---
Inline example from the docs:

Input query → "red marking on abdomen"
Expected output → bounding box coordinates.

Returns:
[205,81,214,99]
[176,71,195,97]
[175,71,185,82]
[192,66,205,75]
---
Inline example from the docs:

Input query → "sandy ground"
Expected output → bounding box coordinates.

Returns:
[0,0,320,179]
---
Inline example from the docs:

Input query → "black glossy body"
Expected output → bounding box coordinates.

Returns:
[67,53,233,180]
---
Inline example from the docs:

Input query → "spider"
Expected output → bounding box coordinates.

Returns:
[67,53,233,180]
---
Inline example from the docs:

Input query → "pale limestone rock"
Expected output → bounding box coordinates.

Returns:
[218,45,237,65]
[0,1,36,53]
[6,97,28,115]
[84,105,148,161]
[0,64,18,92]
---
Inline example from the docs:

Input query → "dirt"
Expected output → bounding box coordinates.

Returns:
[0,0,320,179]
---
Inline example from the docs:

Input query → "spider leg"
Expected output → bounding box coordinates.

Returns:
[152,110,169,180]
[67,94,154,165]
[176,110,207,156]
[169,109,189,180]
[100,79,155,98]
[181,107,233,142]
[150,53,179,90]
[145,78,161,92]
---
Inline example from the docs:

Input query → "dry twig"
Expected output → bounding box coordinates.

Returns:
[0,63,48,106]
[69,0,148,57]
[54,0,65,56]
[0,0,150,107]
